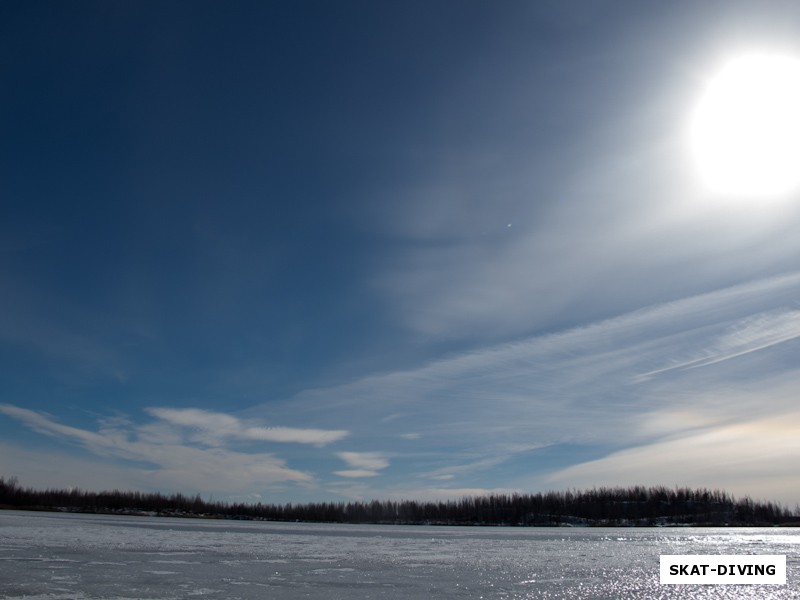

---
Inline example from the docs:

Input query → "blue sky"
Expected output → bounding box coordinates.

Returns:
[3,0,800,505]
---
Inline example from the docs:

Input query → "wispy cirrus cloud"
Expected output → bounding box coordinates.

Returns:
[633,308,800,382]
[0,404,109,447]
[247,271,800,500]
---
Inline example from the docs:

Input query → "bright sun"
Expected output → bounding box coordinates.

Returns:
[690,51,800,198]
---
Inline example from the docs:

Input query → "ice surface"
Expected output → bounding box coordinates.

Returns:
[1,510,799,598]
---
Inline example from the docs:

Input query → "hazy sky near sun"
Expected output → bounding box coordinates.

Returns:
[3,0,800,505]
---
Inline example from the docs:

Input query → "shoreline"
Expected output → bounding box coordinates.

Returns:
[3,504,798,528]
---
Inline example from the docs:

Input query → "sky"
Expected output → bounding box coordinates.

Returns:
[3,0,800,506]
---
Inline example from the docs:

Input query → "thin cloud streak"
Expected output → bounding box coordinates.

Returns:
[334,470,381,479]
[422,455,514,481]
[147,407,349,446]
[633,308,800,381]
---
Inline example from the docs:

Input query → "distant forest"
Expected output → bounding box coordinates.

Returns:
[1,476,796,526]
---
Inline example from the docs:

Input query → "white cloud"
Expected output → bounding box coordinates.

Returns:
[146,407,348,446]
[0,404,316,494]
[147,407,240,435]
[333,470,381,478]
[334,451,390,478]
[244,426,349,445]
[336,451,389,471]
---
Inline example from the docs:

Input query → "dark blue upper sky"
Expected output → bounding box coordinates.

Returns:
[3,0,800,503]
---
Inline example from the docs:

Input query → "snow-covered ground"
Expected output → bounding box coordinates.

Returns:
[1,510,799,598]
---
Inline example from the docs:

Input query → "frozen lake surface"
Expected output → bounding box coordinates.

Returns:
[1,510,799,598]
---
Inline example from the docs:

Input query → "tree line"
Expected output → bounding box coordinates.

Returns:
[0,476,795,526]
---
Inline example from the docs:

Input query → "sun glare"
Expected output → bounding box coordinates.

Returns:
[690,52,800,198]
